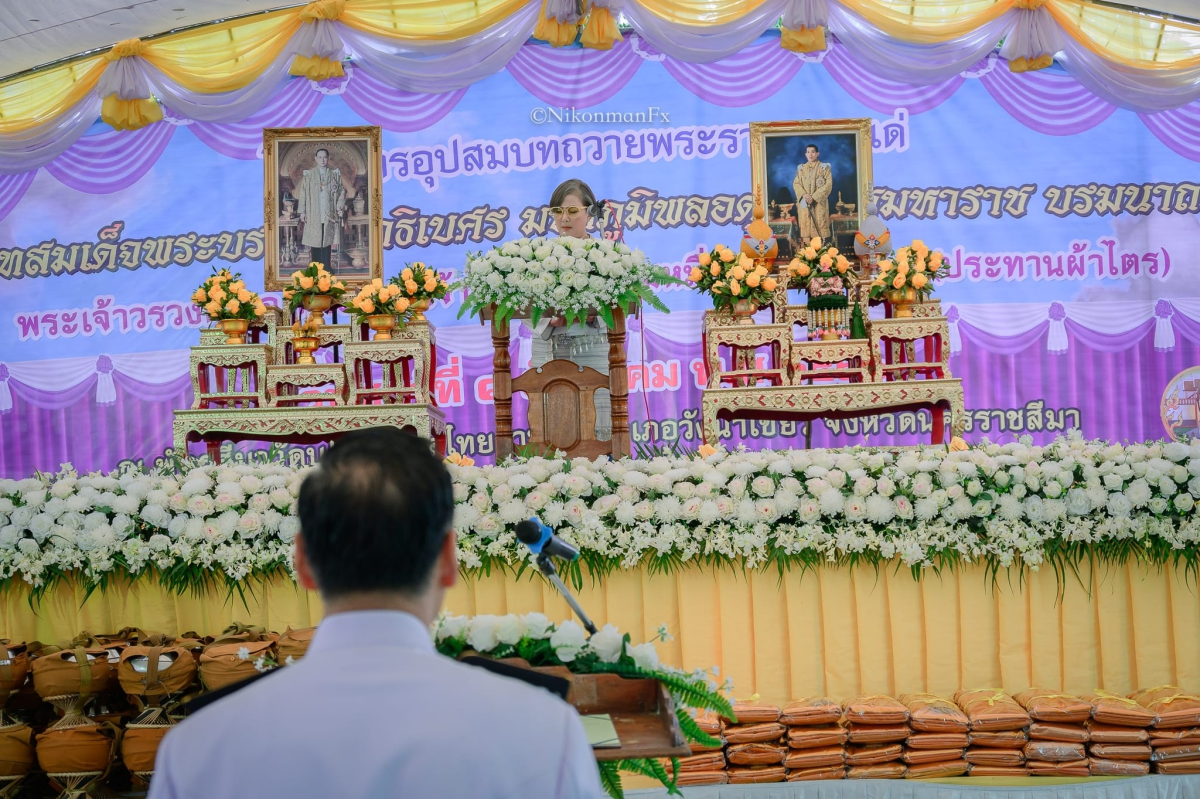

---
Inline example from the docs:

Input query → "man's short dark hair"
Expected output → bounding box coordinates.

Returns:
[298,429,453,598]
[315,147,329,158]
[806,144,819,153]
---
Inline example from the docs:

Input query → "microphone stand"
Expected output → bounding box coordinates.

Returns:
[536,553,598,636]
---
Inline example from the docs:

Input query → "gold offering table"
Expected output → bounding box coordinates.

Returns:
[701,279,965,445]
[174,309,445,460]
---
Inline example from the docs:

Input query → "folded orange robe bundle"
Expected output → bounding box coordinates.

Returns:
[689,740,723,754]
[1156,760,1200,774]
[1131,686,1200,729]
[1148,726,1200,746]
[1083,692,1155,728]
[692,710,723,736]
[900,693,968,734]
[844,743,902,766]
[121,725,169,772]
[727,765,785,783]
[786,725,847,749]
[906,759,969,779]
[1028,722,1088,742]
[907,732,969,750]
[726,743,786,766]
[843,695,909,726]
[723,722,785,744]
[780,697,842,727]
[675,771,729,786]
[964,747,1025,767]
[955,689,1030,731]
[726,702,781,725]
[968,730,1028,748]
[35,726,117,774]
[782,746,844,769]
[1088,743,1151,761]
[1024,741,1085,762]
[1027,759,1090,777]
[902,747,964,765]
[846,724,909,744]
[1150,742,1200,762]
[0,725,34,777]
[1014,689,1093,724]
[847,763,906,779]
[670,751,726,772]
[1087,722,1149,743]
[1090,758,1150,776]
[786,765,846,781]
[968,765,1028,777]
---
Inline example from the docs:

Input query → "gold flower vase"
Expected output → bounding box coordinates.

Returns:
[292,336,320,365]
[730,299,759,325]
[366,314,398,340]
[218,318,250,345]
[886,287,918,318]
[301,294,334,324]
[408,299,432,324]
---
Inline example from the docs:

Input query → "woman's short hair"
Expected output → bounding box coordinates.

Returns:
[550,178,597,214]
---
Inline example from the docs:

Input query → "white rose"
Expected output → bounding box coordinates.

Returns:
[751,476,775,497]
[186,495,215,516]
[277,517,300,543]
[626,641,660,671]
[1174,493,1195,513]
[466,615,499,653]
[28,513,54,542]
[436,615,469,642]
[550,620,588,662]
[0,526,20,548]
[495,615,524,646]
[589,624,624,663]
[1148,496,1170,514]
[498,500,527,524]
[521,612,553,640]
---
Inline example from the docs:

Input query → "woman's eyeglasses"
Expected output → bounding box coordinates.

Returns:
[549,206,584,218]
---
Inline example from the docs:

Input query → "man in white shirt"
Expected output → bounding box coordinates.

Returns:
[149,429,607,799]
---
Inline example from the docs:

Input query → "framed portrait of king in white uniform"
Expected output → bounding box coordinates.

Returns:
[263,126,383,291]
[750,119,872,265]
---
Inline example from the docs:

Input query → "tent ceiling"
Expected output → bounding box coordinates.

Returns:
[1,0,1197,81]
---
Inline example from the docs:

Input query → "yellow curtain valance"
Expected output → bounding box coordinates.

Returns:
[2,0,1200,137]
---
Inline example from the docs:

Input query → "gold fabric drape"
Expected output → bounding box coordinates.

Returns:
[4,561,1197,704]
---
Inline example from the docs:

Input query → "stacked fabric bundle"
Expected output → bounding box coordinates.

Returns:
[667,711,727,786]
[723,701,786,784]
[957,689,1031,777]
[842,695,909,779]
[1014,690,1092,777]
[1133,687,1200,775]
[1083,691,1155,776]
[780,696,846,781]
[900,693,969,778]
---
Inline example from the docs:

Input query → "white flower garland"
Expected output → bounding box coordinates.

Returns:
[2,432,1200,594]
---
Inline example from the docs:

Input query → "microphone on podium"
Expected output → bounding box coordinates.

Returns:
[515,518,579,562]
[515,518,596,635]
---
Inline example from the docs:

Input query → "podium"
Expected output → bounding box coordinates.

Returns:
[483,304,631,460]
[494,659,690,761]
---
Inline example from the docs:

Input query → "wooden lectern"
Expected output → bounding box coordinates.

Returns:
[483,304,631,460]
[495,659,691,762]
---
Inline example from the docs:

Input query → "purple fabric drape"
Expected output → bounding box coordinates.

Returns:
[0,373,191,476]
[187,78,323,160]
[979,65,1116,136]
[43,122,175,194]
[341,66,467,132]
[824,43,963,115]
[0,172,34,222]
[957,319,1050,355]
[1139,102,1200,163]
[662,40,803,108]
[507,38,643,108]
[1065,317,1156,353]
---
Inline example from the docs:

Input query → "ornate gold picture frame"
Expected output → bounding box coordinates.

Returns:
[263,126,383,291]
[749,119,873,264]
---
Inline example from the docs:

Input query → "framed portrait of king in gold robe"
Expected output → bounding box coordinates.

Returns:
[749,119,872,265]
[263,126,383,291]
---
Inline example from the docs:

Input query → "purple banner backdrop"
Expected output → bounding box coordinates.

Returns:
[2,33,1200,474]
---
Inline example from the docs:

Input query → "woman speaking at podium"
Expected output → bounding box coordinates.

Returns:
[532,178,611,441]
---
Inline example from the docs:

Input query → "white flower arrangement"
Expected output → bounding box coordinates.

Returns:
[456,236,673,327]
[3,433,1200,600]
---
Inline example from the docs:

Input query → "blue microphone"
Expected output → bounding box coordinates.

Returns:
[515,518,580,562]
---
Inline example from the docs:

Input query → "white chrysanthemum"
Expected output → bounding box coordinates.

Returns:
[996,495,1023,521]
[497,500,527,524]
[1164,441,1190,462]
[914,497,939,521]
[1043,498,1067,522]
[17,538,39,556]
[1126,479,1151,507]
[865,494,896,524]
[589,624,624,663]
[0,499,14,516]
[613,501,637,526]
[818,489,844,517]
[654,496,682,523]
[148,534,171,552]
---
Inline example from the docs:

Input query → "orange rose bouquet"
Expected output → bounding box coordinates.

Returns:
[396,261,450,306]
[190,268,266,322]
[786,237,853,297]
[869,240,946,304]
[282,262,347,316]
[688,245,778,312]
[343,277,412,322]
